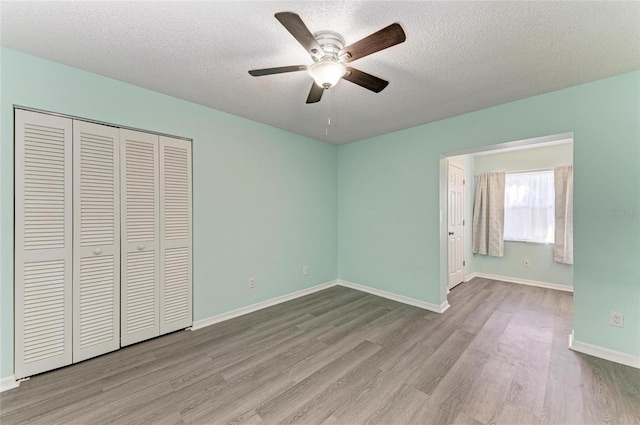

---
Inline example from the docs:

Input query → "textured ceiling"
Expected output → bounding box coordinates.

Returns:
[1,1,639,144]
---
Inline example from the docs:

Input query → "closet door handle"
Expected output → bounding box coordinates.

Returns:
[93,248,103,255]
[137,244,145,251]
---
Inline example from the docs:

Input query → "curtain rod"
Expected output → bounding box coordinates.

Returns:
[505,167,554,174]
[475,166,569,176]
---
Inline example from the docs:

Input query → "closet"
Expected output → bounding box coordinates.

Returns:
[15,109,192,379]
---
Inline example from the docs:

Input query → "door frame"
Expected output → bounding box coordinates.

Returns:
[437,132,574,307]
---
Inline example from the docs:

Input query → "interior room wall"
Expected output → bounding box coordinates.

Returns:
[2,48,638,379]
[472,143,573,287]
[0,48,338,379]
[337,70,639,360]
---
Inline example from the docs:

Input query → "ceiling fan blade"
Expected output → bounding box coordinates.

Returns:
[306,82,324,104]
[342,67,389,93]
[339,23,406,63]
[275,12,324,58]
[248,65,307,77]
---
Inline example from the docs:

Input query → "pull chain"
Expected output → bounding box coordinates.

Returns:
[325,88,331,136]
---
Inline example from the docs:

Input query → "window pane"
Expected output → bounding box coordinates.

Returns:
[504,171,554,243]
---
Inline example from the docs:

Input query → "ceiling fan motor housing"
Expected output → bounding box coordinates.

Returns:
[312,31,345,61]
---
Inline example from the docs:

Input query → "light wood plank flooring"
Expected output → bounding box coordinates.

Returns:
[2,278,639,424]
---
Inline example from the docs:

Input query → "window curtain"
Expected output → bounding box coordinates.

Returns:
[472,172,505,257]
[504,171,555,244]
[554,165,574,264]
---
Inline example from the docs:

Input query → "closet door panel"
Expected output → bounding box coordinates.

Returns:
[72,121,120,361]
[159,137,192,334]
[15,110,73,378]
[120,129,160,346]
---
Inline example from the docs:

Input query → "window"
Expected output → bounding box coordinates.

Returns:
[504,170,554,243]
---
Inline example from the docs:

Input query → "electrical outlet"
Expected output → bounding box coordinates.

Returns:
[523,259,530,268]
[303,266,309,276]
[610,312,623,327]
[249,277,255,289]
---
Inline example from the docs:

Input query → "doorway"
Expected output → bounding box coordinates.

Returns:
[438,132,575,305]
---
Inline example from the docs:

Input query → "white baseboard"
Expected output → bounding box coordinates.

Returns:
[191,280,450,331]
[471,272,573,293]
[338,280,450,313]
[569,330,640,369]
[192,278,453,332]
[0,375,19,392]
[191,280,338,331]
[464,273,477,282]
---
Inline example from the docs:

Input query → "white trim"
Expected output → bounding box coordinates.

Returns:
[191,278,454,333]
[471,272,573,293]
[442,132,574,158]
[0,375,20,392]
[191,280,338,331]
[569,330,640,369]
[338,280,450,313]
[15,105,192,142]
[464,273,477,282]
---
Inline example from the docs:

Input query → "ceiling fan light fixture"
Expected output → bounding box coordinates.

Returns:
[307,59,346,89]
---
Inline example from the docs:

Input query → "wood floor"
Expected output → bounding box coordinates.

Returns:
[2,278,639,425]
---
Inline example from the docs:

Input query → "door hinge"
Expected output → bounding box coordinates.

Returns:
[463,179,466,185]
[463,220,465,225]
[463,260,466,266]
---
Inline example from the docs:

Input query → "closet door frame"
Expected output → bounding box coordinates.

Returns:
[14,107,193,377]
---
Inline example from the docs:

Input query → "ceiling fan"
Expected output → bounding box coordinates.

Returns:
[249,12,406,104]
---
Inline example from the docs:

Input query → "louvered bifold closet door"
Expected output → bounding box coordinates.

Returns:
[159,137,192,334]
[72,121,120,361]
[120,129,160,346]
[15,110,73,379]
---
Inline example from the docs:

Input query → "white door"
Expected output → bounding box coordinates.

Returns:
[159,136,192,334]
[120,129,160,346]
[15,110,73,378]
[448,163,465,289]
[72,121,121,361]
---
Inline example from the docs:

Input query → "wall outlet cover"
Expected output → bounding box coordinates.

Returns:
[610,312,623,327]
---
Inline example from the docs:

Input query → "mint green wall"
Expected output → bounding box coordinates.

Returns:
[338,71,640,358]
[0,48,338,379]
[475,243,573,286]
[473,143,573,287]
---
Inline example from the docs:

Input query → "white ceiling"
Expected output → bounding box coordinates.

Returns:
[1,1,639,145]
